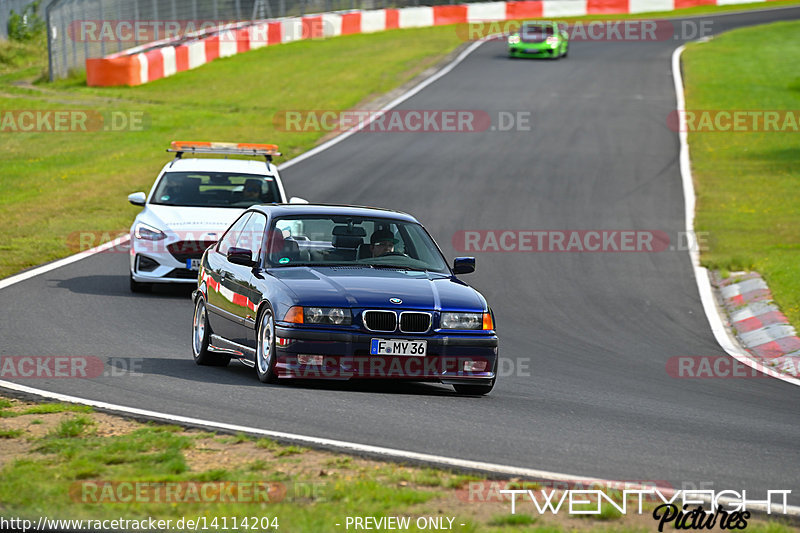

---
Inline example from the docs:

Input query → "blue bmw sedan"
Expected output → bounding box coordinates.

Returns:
[192,204,498,395]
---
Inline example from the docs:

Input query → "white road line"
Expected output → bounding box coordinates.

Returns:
[0,234,130,291]
[671,43,800,388]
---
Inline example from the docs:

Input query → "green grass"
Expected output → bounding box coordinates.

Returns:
[49,415,94,438]
[2,0,800,280]
[274,445,308,456]
[216,432,254,444]
[0,428,24,438]
[0,32,46,79]
[254,437,281,450]
[0,403,94,418]
[683,20,800,325]
[488,513,539,526]
[0,421,443,532]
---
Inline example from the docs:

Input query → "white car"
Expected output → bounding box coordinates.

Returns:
[127,141,306,292]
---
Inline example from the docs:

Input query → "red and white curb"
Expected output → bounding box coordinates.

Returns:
[673,40,800,386]
[715,272,800,376]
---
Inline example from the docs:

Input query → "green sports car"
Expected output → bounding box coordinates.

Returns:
[508,21,569,59]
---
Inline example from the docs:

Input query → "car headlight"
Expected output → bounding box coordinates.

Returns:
[285,306,352,326]
[508,34,520,44]
[134,222,166,241]
[441,312,493,330]
[546,36,559,47]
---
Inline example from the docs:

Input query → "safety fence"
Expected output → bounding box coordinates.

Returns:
[46,0,490,79]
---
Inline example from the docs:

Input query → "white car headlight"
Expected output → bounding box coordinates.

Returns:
[304,307,352,326]
[134,222,166,241]
[508,34,521,44]
[440,312,483,330]
[546,36,559,47]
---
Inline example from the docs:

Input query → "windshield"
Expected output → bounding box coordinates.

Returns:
[521,24,554,41]
[150,171,280,208]
[265,215,450,274]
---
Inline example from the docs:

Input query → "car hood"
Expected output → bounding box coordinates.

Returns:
[269,267,487,311]
[140,205,243,238]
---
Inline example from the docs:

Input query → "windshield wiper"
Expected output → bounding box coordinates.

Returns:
[369,264,428,272]
[272,262,371,268]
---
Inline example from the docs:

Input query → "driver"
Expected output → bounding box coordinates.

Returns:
[242,179,262,202]
[369,229,400,257]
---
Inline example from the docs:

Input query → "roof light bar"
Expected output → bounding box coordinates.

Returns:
[168,141,282,160]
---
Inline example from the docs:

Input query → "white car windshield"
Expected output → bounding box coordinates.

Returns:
[264,215,450,274]
[151,172,280,208]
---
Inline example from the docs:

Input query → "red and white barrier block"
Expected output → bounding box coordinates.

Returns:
[86,0,777,86]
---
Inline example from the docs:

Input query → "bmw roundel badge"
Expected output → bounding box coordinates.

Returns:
[389,298,402,304]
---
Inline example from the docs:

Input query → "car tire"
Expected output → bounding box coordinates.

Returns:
[192,297,230,366]
[129,273,151,293]
[255,306,278,384]
[453,357,498,396]
[563,45,568,58]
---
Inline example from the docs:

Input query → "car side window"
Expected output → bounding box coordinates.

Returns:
[217,212,252,256]
[235,212,268,261]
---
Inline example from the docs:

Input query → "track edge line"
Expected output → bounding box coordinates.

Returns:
[671,43,800,388]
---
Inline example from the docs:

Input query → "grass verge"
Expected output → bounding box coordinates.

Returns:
[2,0,800,280]
[682,20,800,325]
[0,394,797,532]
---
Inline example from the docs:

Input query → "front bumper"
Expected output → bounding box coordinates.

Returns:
[273,326,498,383]
[508,45,559,57]
[129,236,209,284]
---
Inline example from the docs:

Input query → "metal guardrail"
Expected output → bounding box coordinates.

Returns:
[45,0,472,80]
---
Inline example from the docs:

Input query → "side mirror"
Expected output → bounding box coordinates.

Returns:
[227,247,257,267]
[453,257,475,275]
[289,196,309,204]
[128,192,146,206]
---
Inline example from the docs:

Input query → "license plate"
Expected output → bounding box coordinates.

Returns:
[186,258,201,271]
[370,339,427,357]
[526,48,542,53]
